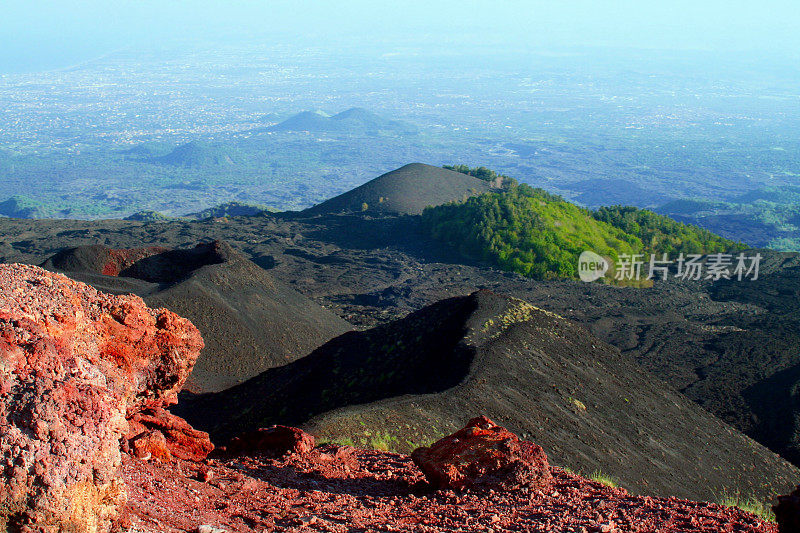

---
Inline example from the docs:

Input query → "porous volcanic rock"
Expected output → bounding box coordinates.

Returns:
[775,485,800,533]
[411,416,552,492]
[129,430,172,463]
[126,407,213,462]
[0,263,203,532]
[224,426,315,458]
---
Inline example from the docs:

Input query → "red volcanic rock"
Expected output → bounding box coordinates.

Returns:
[775,485,800,533]
[127,407,213,462]
[0,263,203,532]
[130,430,172,462]
[225,426,316,458]
[411,416,552,492]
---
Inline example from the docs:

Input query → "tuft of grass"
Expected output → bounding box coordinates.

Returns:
[369,433,393,452]
[569,397,587,411]
[590,470,618,488]
[718,493,775,523]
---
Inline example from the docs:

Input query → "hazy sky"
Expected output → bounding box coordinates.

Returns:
[2,1,799,72]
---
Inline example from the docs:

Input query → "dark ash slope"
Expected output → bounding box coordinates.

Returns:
[303,163,493,215]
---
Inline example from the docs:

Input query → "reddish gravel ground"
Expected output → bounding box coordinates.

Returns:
[123,445,775,533]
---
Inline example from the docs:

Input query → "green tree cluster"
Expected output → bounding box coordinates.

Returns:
[444,164,515,188]
[593,205,745,255]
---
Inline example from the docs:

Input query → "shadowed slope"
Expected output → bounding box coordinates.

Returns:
[177,294,479,437]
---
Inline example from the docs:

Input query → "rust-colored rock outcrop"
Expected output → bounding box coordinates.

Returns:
[126,407,213,462]
[224,426,316,458]
[0,263,204,532]
[101,246,169,277]
[411,416,552,492]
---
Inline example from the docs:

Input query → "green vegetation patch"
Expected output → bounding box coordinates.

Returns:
[718,493,775,523]
[0,195,53,218]
[590,470,619,488]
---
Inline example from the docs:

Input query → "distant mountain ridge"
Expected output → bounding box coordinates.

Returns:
[270,107,418,135]
[155,141,239,167]
[122,141,174,159]
[0,195,52,219]
[186,201,268,220]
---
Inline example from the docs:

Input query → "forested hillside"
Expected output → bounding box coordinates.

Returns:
[423,168,742,280]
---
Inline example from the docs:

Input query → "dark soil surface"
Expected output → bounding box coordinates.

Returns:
[122,446,777,533]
